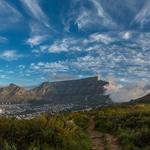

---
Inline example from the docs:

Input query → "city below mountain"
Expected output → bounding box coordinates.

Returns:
[0,76,112,106]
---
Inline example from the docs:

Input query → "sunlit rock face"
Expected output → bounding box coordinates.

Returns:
[0,76,112,105]
[0,84,35,103]
[0,108,2,114]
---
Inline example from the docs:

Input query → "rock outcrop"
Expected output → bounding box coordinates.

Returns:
[0,83,35,102]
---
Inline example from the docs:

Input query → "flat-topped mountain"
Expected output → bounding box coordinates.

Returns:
[0,76,112,105]
[32,76,111,105]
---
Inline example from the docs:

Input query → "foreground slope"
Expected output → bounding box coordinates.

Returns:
[93,104,150,150]
[0,103,149,150]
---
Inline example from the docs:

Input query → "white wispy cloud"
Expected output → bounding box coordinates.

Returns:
[21,0,50,28]
[0,36,8,43]
[49,73,79,82]
[31,31,150,66]
[0,0,22,30]
[89,0,116,27]
[33,37,82,53]
[21,0,57,47]
[137,32,150,51]
[0,74,8,79]
[32,32,116,54]
[48,38,82,53]
[106,77,150,102]
[89,33,114,44]
[30,62,69,73]
[25,21,51,47]
[134,0,150,28]
[18,65,26,69]
[0,50,23,61]
[26,35,48,47]
[64,0,116,31]
[121,31,132,40]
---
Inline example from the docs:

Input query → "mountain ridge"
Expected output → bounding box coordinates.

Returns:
[130,93,150,104]
[0,76,112,105]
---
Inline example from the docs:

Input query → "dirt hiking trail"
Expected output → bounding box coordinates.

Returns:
[87,118,121,150]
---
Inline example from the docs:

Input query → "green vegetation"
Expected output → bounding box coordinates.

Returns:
[0,103,150,150]
[0,114,91,150]
[94,104,150,150]
[66,112,90,130]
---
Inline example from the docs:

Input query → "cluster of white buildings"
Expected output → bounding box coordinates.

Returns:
[0,103,79,119]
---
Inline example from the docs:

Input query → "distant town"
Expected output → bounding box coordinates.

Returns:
[0,103,76,119]
[0,102,111,119]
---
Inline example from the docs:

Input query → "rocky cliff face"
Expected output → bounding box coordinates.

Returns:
[0,76,112,105]
[0,84,35,102]
[32,76,111,105]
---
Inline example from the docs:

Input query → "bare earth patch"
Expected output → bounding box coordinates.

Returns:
[87,118,121,150]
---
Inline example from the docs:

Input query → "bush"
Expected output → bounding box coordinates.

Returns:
[94,104,150,150]
[0,114,91,150]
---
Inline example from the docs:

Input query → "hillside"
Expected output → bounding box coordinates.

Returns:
[92,104,150,150]
[130,93,150,104]
[0,84,35,103]
[0,103,149,150]
[0,76,112,105]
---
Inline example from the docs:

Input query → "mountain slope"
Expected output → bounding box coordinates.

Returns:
[130,93,150,104]
[32,76,111,105]
[0,84,35,103]
[0,76,112,105]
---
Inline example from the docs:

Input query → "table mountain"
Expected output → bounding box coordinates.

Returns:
[0,76,112,105]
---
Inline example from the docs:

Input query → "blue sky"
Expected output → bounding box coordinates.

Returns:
[0,0,150,87]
